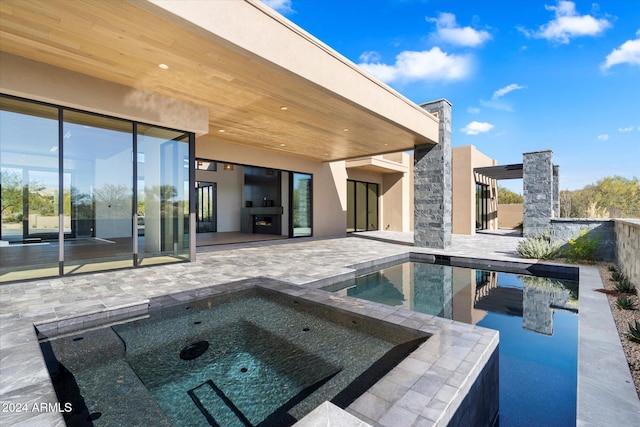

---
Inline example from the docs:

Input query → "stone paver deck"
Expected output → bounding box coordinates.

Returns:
[1,232,638,426]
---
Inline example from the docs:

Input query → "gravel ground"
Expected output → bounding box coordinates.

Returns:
[597,263,640,396]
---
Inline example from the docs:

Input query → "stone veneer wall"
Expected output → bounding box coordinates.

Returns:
[615,219,640,295]
[414,99,452,249]
[523,150,554,237]
[550,219,616,261]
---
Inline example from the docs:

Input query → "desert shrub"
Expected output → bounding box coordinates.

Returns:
[516,233,559,260]
[614,276,636,294]
[628,321,640,343]
[565,229,600,262]
[616,296,636,310]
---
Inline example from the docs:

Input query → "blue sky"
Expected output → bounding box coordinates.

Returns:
[262,0,639,192]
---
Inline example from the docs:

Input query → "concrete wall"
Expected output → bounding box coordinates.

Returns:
[498,204,524,229]
[550,219,616,261]
[615,219,640,295]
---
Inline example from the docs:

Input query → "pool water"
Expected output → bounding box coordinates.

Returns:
[327,261,579,426]
[40,287,427,426]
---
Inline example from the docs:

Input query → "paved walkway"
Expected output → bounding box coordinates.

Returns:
[1,232,638,426]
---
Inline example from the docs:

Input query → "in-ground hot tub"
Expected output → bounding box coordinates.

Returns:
[38,280,428,426]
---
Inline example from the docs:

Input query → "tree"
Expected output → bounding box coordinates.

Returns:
[497,187,524,204]
[561,176,640,218]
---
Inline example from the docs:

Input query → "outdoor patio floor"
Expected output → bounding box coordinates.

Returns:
[1,232,639,426]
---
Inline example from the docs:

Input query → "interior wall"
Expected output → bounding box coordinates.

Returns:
[196,137,347,238]
[195,166,243,232]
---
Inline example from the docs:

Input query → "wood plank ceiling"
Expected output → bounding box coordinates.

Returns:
[0,0,434,162]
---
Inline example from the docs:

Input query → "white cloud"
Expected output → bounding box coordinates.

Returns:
[261,0,293,14]
[492,83,526,100]
[479,99,514,112]
[597,134,609,141]
[520,1,611,44]
[359,51,382,63]
[426,12,491,47]
[601,30,640,70]
[461,121,494,135]
[619,126,635,132]
[467,107,481,114]
[358,47,472,83]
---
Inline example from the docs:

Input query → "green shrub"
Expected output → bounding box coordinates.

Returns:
[628,320,640,343]
[614,276,636,294]
[616,295,637,310]
[608,264,619,273]
[565,229,600,262]
[516,234,559,260]
[612,270,625,282]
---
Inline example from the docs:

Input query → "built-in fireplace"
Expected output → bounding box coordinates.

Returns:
[253,215,279,234]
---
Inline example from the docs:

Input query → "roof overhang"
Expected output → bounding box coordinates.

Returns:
[345,156,409,174]
[474,164,524,180]
[0,0,439,162]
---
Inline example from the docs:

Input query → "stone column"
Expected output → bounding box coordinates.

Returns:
[552,165,560,218]
[523,150,553,237]
[415,99,452,248]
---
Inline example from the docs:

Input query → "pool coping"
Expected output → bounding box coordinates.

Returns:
[1,247,638,426]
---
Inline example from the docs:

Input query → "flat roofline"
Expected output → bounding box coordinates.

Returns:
[143,0,439,143]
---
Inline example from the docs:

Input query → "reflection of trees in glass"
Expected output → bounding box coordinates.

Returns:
[1,169,55,221]
[1,170,23,222]
[69,187,94,219]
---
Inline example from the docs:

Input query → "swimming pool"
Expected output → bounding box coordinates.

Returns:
[324,259,579,426]
[39,284,428,426]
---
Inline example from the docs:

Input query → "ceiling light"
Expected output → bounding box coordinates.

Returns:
[218,129,225,133]
[280,143,286,147]
[343,128,349,132]
[280,106,288,111]
[158,63,169,70]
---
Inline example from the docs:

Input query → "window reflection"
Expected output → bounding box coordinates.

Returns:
[292,173,312,237]
[0,95,193,282]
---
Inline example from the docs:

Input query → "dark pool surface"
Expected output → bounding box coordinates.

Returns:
[40,287,426,427]
[327,261,579,426]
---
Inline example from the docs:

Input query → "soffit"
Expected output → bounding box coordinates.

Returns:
[0,0,438,162]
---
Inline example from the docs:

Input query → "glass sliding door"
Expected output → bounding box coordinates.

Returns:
[367,182,378,231]
[1,94,194,282]
[291,172,312,237]
[62,110,134,274]
[1,97,60,281]
[346,180,355,232]
[196,182,216,233]
[476,183,489,231]
[137,125,191,264]
[347,180,379,232]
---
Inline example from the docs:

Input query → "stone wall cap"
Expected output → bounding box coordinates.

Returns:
[523,149,553,155]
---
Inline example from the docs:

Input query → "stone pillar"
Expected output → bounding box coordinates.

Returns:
[415,99,452,248]
[523,150,553,237]
[552,165,560,218]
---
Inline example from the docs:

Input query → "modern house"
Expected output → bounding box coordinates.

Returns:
[2,1,545,285]
[1,0,453,283]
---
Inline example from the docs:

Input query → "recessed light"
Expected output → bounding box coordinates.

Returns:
[218,129,225,133]
[280,106,288,111]
[280,143,286,147]
[158,63,169,70]
[343,128,349,132]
